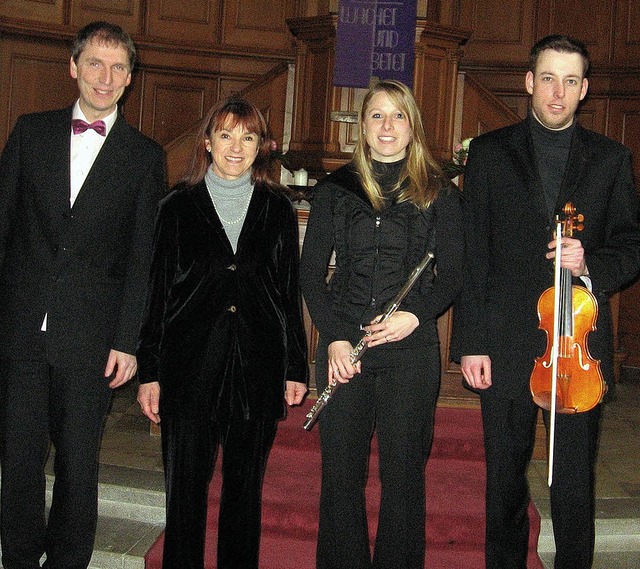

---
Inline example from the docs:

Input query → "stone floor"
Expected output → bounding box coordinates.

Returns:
[528,366,640,568]
[3,368,639,568]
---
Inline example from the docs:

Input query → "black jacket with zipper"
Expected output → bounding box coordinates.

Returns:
[300,162,464,351]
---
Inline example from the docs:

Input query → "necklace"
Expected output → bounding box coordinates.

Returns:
[205,178,253,225]
[214,192,252,225]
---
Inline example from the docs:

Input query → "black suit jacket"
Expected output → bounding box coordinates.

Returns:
[451,117,640,399]
[0,106,166,367]
[136,181,309,422]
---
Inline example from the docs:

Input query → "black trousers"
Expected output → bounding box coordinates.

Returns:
[315,342,441,569]
[160,412,277,569]
[480,392,601,569]
[0,357,112,569]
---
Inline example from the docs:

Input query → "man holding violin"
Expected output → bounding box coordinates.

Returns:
[451,35,640,568]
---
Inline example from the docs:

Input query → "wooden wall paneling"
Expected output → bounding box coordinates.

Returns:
[335,87,366,155]
[222,0,297,51]
[0,0,65,25]
[619,280,640,368]
[138,72,219,146]
[413,23,470,160]
[120,68,143,131]
[161,64,289,187]
[536,0,613,64]
[455,0,536,65]
[579,96,608,133]
[218,77,254,101]
[0,36,76,147]
[458,73,521,140]
[286,15,344,173]
[146,0,221,45]
[613,0,640,66]
[69,0,142,34]
[608,97,640,367]
[239,62,291,144]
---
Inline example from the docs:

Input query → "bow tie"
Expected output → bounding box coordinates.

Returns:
[71,119,107,136]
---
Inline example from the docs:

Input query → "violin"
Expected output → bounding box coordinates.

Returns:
[530,202,606,414]
[529,203,606,485]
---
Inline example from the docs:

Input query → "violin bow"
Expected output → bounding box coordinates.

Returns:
[548,220,563,487]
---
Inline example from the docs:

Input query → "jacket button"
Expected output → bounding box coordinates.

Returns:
[228,305,237,313]
[227,264,237,271]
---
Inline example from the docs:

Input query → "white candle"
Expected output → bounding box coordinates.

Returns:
[293,168,308,186]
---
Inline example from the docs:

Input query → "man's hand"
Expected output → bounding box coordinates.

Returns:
[547,236,588,277]
[137,382,161,424]
[104,349,137,389]
[461,355,492,390]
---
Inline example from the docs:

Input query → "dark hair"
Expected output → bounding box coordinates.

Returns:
[529,35,590,77]
[72,21,136,71]
[182,97,277,188]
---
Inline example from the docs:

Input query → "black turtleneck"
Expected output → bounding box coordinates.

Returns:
[529,113,575,219]
[372,158,406,205]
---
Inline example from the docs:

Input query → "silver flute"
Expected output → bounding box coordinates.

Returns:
[303,250,435,431]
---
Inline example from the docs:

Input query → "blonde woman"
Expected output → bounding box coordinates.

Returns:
[301,80,464,569]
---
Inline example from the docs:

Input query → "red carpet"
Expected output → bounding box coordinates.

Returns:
[145,402,543,568]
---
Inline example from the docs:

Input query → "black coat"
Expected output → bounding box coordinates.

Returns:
[0,107,165,365]
[137,181,309,421]
[450,118,640,398]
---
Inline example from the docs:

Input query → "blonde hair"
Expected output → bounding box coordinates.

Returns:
[353,80,443,211]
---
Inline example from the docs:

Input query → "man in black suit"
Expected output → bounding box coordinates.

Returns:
[451,35,640,568]
[0,21,165,568]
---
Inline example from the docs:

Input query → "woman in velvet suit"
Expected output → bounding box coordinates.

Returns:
[137,97,309,569]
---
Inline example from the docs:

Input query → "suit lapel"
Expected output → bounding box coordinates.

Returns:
[45,108,74,218]
[509,123,549,220]
[190,180,268,257]
[190,182,235,255]
[70,114,129,215]
[237,186,267,252]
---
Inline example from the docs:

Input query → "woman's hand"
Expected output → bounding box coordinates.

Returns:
[285,381,308,406]
[363,310,419,348]
[327,340,361,384]
[137,381,161,424]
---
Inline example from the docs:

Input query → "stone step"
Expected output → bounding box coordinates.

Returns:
[0,465,166,569]
[538,518,640,552]
[534,496,640,569]
[80,465,166,569]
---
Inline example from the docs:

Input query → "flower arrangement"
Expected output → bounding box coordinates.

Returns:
[454,138,472,165]
[442,137,473,180]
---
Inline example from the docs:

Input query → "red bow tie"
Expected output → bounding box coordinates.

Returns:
[71,119,107,136]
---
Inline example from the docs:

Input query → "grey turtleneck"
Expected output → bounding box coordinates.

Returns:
[204,168,254,252]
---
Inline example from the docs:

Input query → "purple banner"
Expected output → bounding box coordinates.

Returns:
[334,0,417,88]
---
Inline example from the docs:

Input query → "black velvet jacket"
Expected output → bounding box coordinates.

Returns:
[137,180,309,421]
